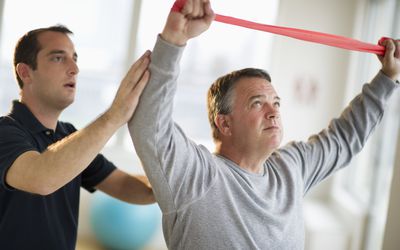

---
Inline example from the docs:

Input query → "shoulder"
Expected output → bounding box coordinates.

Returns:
[0,115,37,157]
[0,115,27,135]
[0,114,17,125]
[0,115,35,147]
[274,141,307,160]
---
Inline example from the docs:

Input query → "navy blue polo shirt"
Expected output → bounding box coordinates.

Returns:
[0,100,116,250]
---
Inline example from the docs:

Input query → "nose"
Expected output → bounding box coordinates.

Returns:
[68,59,79,76]
[264,104,280,120]
[266,112,277,120]
[266,111,280,120]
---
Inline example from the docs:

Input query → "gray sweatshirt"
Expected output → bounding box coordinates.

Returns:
[128,36,398,250]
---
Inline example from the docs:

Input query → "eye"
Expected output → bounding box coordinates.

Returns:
[251,100,262,108]
[51,56,64,62]
[274,101,281,108]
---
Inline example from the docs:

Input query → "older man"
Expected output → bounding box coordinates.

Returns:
[129,0,400,249]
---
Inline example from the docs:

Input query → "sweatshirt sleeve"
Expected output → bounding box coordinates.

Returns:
[128,36,216,213]
[280,72,398,194]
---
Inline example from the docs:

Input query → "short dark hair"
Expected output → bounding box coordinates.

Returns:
[13,25,73,89]
[207,68,272,141]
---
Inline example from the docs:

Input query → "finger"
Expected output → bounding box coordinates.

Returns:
[197,0,205,17]
[189,0,200,18]
[394,40,400,58]
[125,51,151,84]
[129,56,150,87]
[136,50,151,61]
[171,0,185,12]
[378,37,389,46]
[182,0,193,15]
[127,50,151,76]
[204,1,215,22]
[383,39,395,61]
[377,37,388,62]
[132,70,150,97]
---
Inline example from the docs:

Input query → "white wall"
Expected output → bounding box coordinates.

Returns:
[271,0,357,141]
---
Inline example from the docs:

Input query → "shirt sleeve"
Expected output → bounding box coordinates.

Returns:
[279,71,398,194]
[128,36,217,213]
[81,154,116,193]
[0,117,38,191]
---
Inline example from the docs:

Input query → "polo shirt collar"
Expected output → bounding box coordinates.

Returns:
[9,100,49,134]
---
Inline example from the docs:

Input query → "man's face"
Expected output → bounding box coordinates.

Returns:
[226,77,283,153]
[27,31,79,110]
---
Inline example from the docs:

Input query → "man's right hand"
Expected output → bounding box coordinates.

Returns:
[106,50,151,128]
[378,39,400,81]
[161,0,215,46]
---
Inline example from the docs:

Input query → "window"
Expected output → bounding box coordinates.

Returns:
[333,1,400,249]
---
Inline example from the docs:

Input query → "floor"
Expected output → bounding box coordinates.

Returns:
[76,238,105,250]
[76,237,167,250]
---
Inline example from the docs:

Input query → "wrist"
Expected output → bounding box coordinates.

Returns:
[101,109,123,130]
[160,31,187,46]
[381,69,399,82]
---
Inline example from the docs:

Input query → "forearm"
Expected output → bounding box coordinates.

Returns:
[330,72,397,156]
[128,36,184,190]
[129,36,184,169]
[97,170,155,204]
[6,111,120,195]
[303,71,398,188]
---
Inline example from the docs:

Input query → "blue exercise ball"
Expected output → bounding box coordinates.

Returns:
[89,192,161,250]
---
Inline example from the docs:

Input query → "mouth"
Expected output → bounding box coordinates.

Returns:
[64,82,76,89]
[263,126,280,131]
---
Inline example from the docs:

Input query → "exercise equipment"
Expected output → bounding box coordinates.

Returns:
[90,193,161,250]
[171,0,387,55]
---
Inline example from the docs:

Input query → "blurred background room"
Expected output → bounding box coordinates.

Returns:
[0,0,399,249]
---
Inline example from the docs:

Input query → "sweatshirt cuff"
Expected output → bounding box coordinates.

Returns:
[369,71,399,100]
[151,34,186,73]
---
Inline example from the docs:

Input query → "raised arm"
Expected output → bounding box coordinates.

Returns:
[4,52,150,195]
[128,0,214,211]
[282,39,400,193]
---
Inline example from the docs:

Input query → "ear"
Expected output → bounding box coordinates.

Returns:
[214,114,232,137]
[16,63,32,85]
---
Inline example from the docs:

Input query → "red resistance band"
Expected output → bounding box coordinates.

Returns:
[171,1,386,56]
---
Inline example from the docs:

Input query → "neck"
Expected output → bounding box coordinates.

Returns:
[215,141,272,174]
[20,97,61,130]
